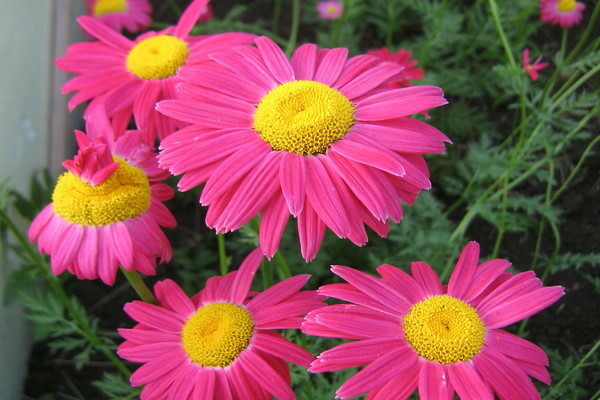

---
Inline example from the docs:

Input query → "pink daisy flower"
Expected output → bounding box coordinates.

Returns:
[57,0,255,144]
[157,36,450,261]
[522,48,549,81]
[86,0,152,34]
[302,241,565,400]
[366,47,425,87]
[540,0,586,28]
[316,1,344,20]
[118,249,325,400]
[28,108,176,285]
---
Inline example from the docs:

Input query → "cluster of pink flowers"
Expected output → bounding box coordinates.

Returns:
[26,0,573,398]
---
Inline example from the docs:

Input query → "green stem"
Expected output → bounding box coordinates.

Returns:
[273,251,292,279]
[487,0,517,70]
[544,339,600,399]
[285,0,301,56]
[563,0,600,65]
[120,268,157,304]
[332,17,342,47]
[217,233,229,276]
[261,259,274,289]
[272,0,282,35]
[0,209,130,377]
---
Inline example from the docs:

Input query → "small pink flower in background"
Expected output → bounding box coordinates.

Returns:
[302,241,565,400]
[522,48,549,81]
[540,0,586,28]
[367,47,425,87]
[28,108,176,285]
[198,4,214,23]
[86,0,152,34]
[57,0,255,144]
[157,36,450,262]
[118,249,325,400]
[316,0,344,20]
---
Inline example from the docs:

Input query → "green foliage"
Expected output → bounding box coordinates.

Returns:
[94,373,141,400]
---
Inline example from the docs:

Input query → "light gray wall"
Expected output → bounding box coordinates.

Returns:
[0,1,84,398]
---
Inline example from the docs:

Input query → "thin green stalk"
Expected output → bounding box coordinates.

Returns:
[273,251,292,280]
[120,268,157,304]
[487,0,517,70]
[272,0,282,35]
[0,209,130,377]
[285,0,301,56]
[544,339,600,399]
[491,175,509,258]
[217,233,228,276]
[261,259,274,289]
[332,16,342,47]
[552,134,600,202]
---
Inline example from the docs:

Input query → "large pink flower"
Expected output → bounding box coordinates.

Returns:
[28,108,176,285]
[86,0,152,34]
[366,47,425,87]
[157,36,450,261]
[57,0,255,144]
[540,0,586,28]
[118,249,325,400]
[302,242,565,400]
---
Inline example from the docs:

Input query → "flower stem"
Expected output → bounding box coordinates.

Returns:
[272,0,282,35]
[286,0,301,56]
[487,0,517,70]
[273,251,292,280]
[217,233,229,276]
[120,268,157,304]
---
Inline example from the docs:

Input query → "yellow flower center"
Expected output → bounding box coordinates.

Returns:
[326,5,338,13]
[402,295,485,364]
[126,35,190,80]
[93,0,127,16]
[557,0,577,12]
[252,80,355,155]
[52,157,151,226]
[181,303,254,367]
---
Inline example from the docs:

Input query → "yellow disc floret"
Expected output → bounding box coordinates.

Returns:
[181,302,254,367]
[52,157,151,226]
[93,0,127,16]
[403,295,485,364]
[252,80,355,155]
[557,0,577,12]
[126,35,190,80]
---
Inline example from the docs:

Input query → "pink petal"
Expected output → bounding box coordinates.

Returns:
[228,248,264,303]
[153,279,196,316]
[356,88,448,121]
[474,349,541,400]
[333,55,379,89]
[367,361,420,400]
[317,283,399,316]
[418,360,453,400]
[279,152,307,216]
[133,80,162,131]
[130,351,187,386]
[313,48,348,86]
[255,36,294,83]
[310,337,405,372]
[352,122,447,154]
[247,274,311,310]
[462,259,512,303]
[297,201,326,261]
[252,331,314,367]
[308,304,402,339]
[410,261,443,296]
[124,301,185,333]
[331,136,405,176]
[305,156,350,237]
[337,345,418,399]
[77,16,133,50]
[192,368,216,400]
[210,47,277,91]
[376,264,428,304]
[339,61,405,100]
[331,265,411,313]
[174,0,210,37]
[291,43,317,80]
[447,241,480,298]
[237,350,294,400]
[447,362,493,400]
[481,286,564,329]
[485,329,549,366]
[259,193,290,259]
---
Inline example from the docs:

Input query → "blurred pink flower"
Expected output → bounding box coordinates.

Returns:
[86,0,152,34]
[522,48,549,81]
[367,47,425,87]
[540,0,586,28]
[316,1,344,20]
